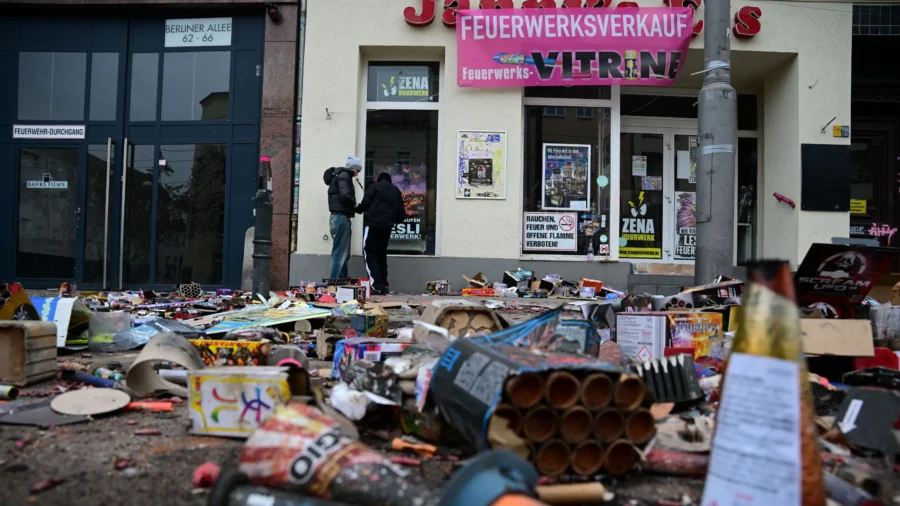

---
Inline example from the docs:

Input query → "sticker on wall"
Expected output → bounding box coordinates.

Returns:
[597,175,609,188]
[598,244,610,255]
[457,130,507,199]
[523,212,578,252]
[600,234,608,244]
[850,199,867,215]
[619,237,628,247]
[689,137,699,183]
[641,176,662,191]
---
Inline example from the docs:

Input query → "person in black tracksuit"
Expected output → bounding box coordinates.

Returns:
[356,172,406,295]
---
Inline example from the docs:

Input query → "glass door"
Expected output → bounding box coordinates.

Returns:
[619,129,666,260]
[14,145,83,281]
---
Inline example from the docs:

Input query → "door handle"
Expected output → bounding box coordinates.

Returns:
[103,137,112,289]
[118,138,129,289]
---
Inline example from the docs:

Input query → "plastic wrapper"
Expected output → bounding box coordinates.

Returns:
[239,402,435,506]
[96,317,201,352]
[88,312,133,352]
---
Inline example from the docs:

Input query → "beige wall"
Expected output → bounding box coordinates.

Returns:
[299,0,852,267]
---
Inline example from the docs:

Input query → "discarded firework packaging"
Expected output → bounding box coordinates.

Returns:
[702,261,826,506]
[87,311,132,352]
[340,360,402,403]
[615,311,724,363]
[188,366,291,438]
[794,243,896,319]
[336,286,366,305]
[412,299,505,342]
[463,288,497,297]
[28,295,90,348]
[429,306,650,476]
[552,319,602,357]
[186,304,331,335]
[679,276,745,305]
[842,366,900,389]
[349,304,388,338]
[426,280,453,295]
[462,272,489,289]
[126,332,205,398]
[504,269,534,290]
[191,339,272,367]
[331,337,412,381]
[0,321,57,386]
[0,384,19,400]
[208,469,356,506]
[634,354,704,406]
[0,283,39,321]
[868,305,900,342]
[831,387,900,456]
[239,402,437,506]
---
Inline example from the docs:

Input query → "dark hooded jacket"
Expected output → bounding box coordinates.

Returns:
[326,167,357,217]
[356,173,407,229]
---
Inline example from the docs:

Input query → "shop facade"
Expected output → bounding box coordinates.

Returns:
[292,0,853,293]
[0,0,300,290]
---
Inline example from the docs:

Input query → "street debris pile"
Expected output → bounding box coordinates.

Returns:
[2,242,900,505]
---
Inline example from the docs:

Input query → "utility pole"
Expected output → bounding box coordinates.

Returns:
[694,0,737,285]
[252,155,273,300]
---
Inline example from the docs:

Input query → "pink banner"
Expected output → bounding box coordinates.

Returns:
[456,7,693,88]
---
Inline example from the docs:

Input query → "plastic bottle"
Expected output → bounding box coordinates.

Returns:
[586,241,594,262]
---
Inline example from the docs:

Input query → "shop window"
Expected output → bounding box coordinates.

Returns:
[543,107,565,117]
[364,109,438,255]
[620,93,758,128]
[525,86,611,100]
[89,53,119,121]
[619,133,665,259]
[737,95,758,131]
[366,63,439,103]
[129,53,159,122]
[576,108,593,119]
[523,106,612,257]
[18,52,87,121]
[161,52,231,121]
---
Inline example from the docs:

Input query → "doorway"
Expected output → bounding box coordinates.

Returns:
[0,13,263,289]
[620,118,759,264]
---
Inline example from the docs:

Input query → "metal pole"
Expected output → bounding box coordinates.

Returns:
[694,0,737,285]
[252,156,273,300]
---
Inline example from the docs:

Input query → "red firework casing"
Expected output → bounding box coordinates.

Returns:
[239,402,434,506]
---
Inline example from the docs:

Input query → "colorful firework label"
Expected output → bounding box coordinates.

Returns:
[188,366,290,438]
[667,312,723,360]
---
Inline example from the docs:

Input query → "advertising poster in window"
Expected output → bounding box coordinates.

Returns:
[675,191,697,260]
[620,191,662,259]
[542,144,591,211]
[456,130,506,199]
[371,162,427,254]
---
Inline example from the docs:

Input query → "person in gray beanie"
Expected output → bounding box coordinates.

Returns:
[324,155,361,279]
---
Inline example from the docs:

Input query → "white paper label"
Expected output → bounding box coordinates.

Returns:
[165,17,232,48]
[26,180,68,189]
[631,155,647,177]
[523,212,578,252]
[616,314,664,362]
[13,125,85,139]
[702,353,801,506]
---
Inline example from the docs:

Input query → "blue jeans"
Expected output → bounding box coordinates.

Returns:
[329,214,351,279]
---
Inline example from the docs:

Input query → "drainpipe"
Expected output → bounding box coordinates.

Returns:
[290,0,307,253]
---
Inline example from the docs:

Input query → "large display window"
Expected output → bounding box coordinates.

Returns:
[522,87,615,258]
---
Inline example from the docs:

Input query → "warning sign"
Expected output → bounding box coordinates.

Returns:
[637,346,653,362]
[523,212,578,252]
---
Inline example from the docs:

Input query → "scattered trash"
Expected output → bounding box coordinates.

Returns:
[30,477,65,494]
[192,461,221,488]
[50,388,131,416]
[134,428,162,436]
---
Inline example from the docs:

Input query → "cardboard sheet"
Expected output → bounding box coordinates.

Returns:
[800,319,874,357]
[126,332,205,398]
[186,305,331,335]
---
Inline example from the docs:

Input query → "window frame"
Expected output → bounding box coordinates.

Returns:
[359,58,443,258]
[521,86,622,261]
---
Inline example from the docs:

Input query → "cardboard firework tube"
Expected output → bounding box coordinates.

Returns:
[536,483,609,504]
[559,406,592,443]
[544,371,579,409]
[505,373,545,409]
[644,449,708,477]
[493,404,524,434]
[593,408,625,442]
[0,385,19,401]
[624,408,656,445]
[604,440,641,476]
[522,406,558,443]
[534,439,570,477]
[579,373,613,410]
[614,374,645,411]
[570,441,604,477]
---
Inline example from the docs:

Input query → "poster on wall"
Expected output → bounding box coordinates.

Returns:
[457,130,507,199]
[689,136,698,183]
[542,144,591,211]
[372,162,428,253]
[523,212,578,252]
[620,191,662,259]
[675,191,696,260]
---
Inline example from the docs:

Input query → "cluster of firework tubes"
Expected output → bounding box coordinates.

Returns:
[494,371,654,477]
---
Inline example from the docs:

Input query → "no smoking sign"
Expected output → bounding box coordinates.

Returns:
[558,215,575,232]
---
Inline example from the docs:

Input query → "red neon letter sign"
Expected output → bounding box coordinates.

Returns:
[733,6,762,38]
[404,0,436,26]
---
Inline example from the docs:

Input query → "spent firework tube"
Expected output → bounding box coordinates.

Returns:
[0,385,19,400]
[239,402,436,506]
